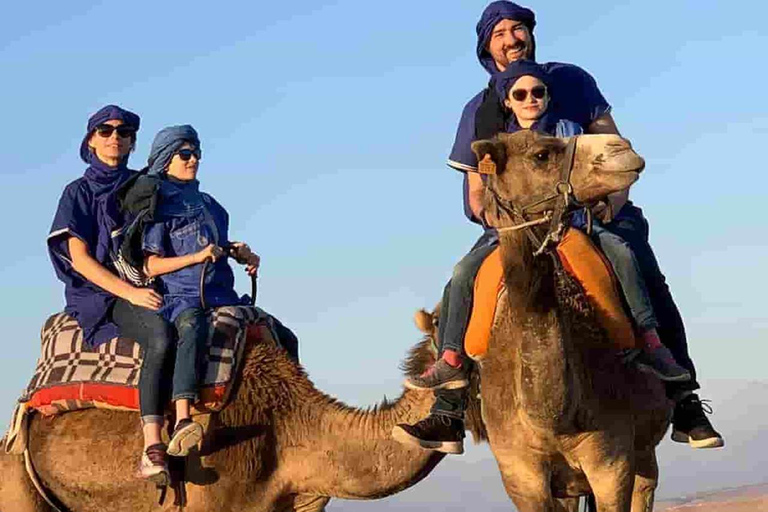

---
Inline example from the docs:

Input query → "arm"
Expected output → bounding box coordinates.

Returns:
[68,236,162,310]
[144,245,222,279]
[586,112,629,219]
[467,172,486,222]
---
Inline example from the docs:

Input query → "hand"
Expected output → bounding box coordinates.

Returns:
[591,200,614,223]
[228,242,252,264]
[126,287,162,311]
[245,253,260,277]
[196,244,225,264]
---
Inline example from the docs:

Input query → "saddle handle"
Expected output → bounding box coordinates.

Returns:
[199,252,257,310]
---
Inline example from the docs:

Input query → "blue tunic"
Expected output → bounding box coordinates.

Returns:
[47,161,136,346]
[142,178,245,323]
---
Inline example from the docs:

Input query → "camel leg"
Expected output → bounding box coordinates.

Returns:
[0,450,52,512]
[495,452,556,512]
[575,437,634,512]
[630,451,658,512]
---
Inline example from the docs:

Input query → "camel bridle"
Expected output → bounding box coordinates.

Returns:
[490,136,587,256]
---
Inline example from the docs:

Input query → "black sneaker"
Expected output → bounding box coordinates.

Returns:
[404,359,469,391]
[671,394,725,449]
[391,414,465,454]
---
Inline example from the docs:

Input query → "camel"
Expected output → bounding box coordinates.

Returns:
[0,334,446,512]
[453,131,672,512]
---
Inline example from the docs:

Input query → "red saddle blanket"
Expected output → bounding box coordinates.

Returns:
[21,306,276,416]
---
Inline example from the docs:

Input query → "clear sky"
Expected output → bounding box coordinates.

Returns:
[1,0,766,444]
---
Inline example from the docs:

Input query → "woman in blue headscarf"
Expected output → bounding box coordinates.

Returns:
[48,105,176,485]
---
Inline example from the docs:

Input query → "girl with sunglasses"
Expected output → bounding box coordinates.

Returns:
[493,61,691,381]
[125,125,259,464]
[48,105,184,484]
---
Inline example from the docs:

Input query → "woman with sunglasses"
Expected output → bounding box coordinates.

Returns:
[48,105,181,484]
[128,125,259,460]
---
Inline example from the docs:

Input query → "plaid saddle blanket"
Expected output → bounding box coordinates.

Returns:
[20,306,276,416]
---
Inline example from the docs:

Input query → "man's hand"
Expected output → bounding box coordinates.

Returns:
[196,244,225,264]
[126,287,162,311]
[591,200,614,223]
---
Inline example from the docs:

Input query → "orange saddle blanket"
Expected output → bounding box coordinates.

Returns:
[464,228,639,359]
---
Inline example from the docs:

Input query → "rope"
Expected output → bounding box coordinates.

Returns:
[495,213,553,233]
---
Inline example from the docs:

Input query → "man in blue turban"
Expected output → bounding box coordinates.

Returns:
[393,1,723,455]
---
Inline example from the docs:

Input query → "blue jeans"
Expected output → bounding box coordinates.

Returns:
[589,221,658,331]
[602,202,699,395]
[172,308,209,402]
[112,299,175,425]
[432,231,499,419]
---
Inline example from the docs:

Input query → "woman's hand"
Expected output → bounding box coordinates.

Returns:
[126,287,163,311]
[196,244,225,264]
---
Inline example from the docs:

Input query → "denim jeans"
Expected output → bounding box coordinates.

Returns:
[172,308,209,402]
[603,202,699,395]
[112,298,175,425]
[589,221,658,331]
[432,231,499,419]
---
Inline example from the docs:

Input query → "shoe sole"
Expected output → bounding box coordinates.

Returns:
[671,430,725,449]
[391,425,464,455]
[403,378,470,391]
[635,363,692,382]
[167,422,204,457]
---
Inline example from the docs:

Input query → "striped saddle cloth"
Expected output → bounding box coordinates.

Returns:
[20,305,277,416]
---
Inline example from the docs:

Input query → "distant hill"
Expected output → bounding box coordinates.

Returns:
[332,379,768,511]
[657,482,768,511]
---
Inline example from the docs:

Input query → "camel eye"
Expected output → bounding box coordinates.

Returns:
[534,150,549,162]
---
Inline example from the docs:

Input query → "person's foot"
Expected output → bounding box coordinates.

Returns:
[139,443,170,485]
[671,394,725,449]
[167,419,203,457]
[391,414,465,454]
[404,359,469,391]
[634,346,692,382]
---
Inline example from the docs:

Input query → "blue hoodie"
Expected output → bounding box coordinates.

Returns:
[446,2,611,226]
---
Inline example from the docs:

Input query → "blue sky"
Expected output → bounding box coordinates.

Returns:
[1,0,766,443]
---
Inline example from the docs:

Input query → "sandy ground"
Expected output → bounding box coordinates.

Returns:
[658,483,768,511]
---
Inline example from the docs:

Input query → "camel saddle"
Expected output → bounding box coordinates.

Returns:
[465,228,640,359]
[18,305,279,418]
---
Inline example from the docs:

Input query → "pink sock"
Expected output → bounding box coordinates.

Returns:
[442,349,463,368]
[641,328,663,350]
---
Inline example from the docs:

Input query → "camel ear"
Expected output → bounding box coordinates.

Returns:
[414,309,434,334]
[471,139,507,175]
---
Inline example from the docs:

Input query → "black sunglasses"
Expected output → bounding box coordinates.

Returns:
[176,148,201,161]
[95,124,137,138]
[510,85,547,102]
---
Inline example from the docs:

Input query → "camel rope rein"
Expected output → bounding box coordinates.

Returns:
[490,136,588,256]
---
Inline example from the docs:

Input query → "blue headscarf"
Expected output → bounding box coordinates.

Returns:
[492,60,558,134]
[79,104,140,164]
[476,1,537,75]
[147,125,201,175]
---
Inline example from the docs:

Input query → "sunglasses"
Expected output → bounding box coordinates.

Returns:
[510,85,547,102]
[95,124,137,138]
[176,148,201,161]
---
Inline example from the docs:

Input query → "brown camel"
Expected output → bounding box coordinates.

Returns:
[0,333,445,512]
[458,131,672,512]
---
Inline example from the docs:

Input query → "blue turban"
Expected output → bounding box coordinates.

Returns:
[492,60,550,102]
[79,104,141,163]
[476,1,537,75]
[147,125,201,175]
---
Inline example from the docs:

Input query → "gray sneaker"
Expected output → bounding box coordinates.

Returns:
[404,359,469,391]
[634,346,691,382]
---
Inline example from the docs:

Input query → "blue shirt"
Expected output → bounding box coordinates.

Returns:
[47,162,135,346]
[142,179,245,323]
[447,62,611,226]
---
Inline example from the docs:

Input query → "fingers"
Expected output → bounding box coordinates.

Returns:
[245,264,258,277]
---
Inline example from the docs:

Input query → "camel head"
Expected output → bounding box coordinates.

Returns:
[471,131,644,223]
